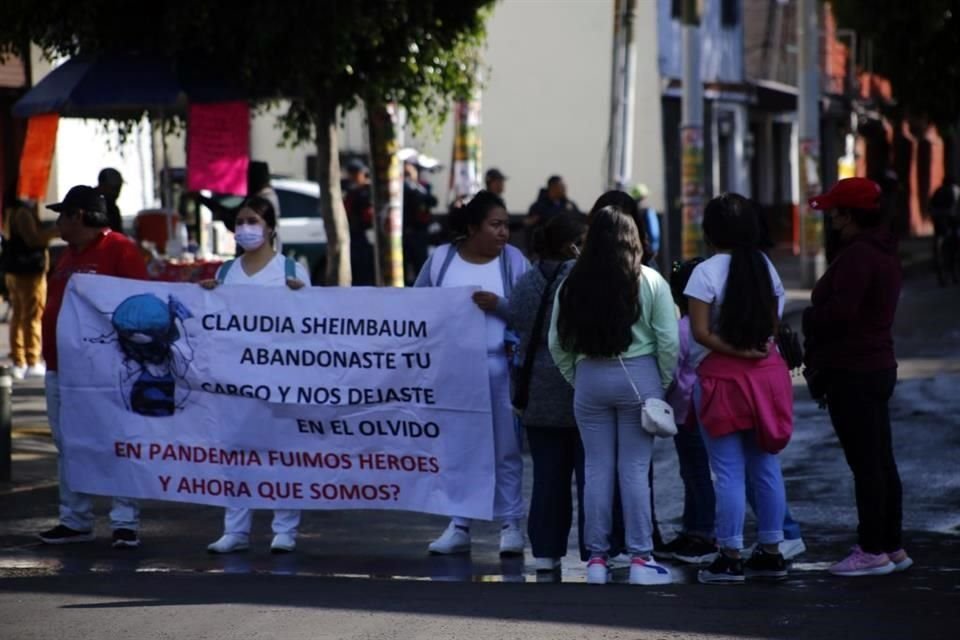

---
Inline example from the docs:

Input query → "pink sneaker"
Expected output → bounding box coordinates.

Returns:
[888,549,913,572]
[829,546,895,577]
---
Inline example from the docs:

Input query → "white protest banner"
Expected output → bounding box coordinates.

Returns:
[56,274,495,520]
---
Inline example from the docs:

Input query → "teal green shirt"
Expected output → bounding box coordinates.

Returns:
[548,265,679,389]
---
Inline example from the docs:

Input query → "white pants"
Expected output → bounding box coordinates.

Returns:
[223,508,301,538]
[453,353,524,526]
[45,372,140,531]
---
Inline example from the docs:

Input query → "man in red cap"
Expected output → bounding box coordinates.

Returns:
[801,177,911,577]
[37,185,148,549]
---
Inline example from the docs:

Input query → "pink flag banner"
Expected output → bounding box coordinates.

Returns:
[187,101,250,195]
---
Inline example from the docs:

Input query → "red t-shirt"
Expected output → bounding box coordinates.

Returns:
[43,230,147,371]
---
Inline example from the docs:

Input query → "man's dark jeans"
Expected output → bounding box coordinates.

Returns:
[826,368,902,554]
[525,427,625,561]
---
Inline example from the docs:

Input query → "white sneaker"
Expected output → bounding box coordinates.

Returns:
[745,538,807,561]
[499,523,524,556]
[586,557,609,584]
[25,363,46,378]
[270,533,296,554]
[207,533,249,554]
[629,556,673,585]
[428,522,471,555]
[780,538,807,560]
[534,557,561,572]
[11,365,26,381]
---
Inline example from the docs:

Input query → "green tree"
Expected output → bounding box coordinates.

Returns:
[832,0,960,127]
[0,0,493,284]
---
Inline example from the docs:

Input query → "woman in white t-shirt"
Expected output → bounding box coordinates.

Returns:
[199,195,310,554]
[414,191,530,556]
[683,193,793,584]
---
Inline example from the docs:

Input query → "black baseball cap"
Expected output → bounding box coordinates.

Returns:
[485,168,507,181]
[346,158,368,173]
[46,185,107,214]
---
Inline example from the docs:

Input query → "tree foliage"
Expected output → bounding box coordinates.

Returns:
[0,0,494,284]
[832,0,960,127]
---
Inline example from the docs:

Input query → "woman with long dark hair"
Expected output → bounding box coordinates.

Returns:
[590,190,657,269]
[415,190,530,556]
[549,206,678,585]
[683,193,793,584]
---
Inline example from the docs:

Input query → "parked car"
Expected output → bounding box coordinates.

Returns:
[272,178,328,284]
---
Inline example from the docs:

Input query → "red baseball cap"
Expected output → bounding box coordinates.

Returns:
[808,177,882,211]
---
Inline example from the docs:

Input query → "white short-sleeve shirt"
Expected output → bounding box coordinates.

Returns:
[221,253,311,287]
[440,252,505,354]
[683,252,785,366]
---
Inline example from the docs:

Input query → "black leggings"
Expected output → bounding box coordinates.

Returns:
[826,368,902,553]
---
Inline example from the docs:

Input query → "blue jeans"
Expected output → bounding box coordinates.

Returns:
[525,426,626,561]
[675,421,798,541]
[747,481,802,540]
[699,425,786,550]
[673,426,716,539]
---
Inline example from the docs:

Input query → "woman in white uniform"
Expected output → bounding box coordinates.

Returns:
[415,190,530,555]
[200,195,311,554]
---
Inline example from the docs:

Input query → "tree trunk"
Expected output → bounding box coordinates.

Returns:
[315,101,351,286]
[367,102,405,287]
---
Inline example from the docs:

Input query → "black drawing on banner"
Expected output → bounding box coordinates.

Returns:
[86,294,195,416]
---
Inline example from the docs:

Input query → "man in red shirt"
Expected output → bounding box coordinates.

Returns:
[37,185,148,548]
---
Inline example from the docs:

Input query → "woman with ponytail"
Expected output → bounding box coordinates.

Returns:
[683,193,793,584]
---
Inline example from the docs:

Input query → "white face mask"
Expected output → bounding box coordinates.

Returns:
[235,223,266,250]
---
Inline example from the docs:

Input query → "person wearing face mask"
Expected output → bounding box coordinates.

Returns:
[803,178,911,577]
[415,190,530,556]
[199,195,310,554]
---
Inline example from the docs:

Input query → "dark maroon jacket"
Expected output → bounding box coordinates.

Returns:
[802,230,901,372]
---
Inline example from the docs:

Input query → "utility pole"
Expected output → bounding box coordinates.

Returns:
[607,0,637,191]
[798,0,824,285]
[680,0,704,259]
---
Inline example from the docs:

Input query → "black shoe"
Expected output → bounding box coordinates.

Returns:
[112,528,141,549]
[745,547,787,580]
[672,537,721,565]
[652,533,687,559]
[698,553,745,584]
[38,524,95,545]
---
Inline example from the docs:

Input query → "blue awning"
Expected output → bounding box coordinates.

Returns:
[13,54,242,119]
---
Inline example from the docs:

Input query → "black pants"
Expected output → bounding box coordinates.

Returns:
[826,368,902,553]
[526,427,625,561]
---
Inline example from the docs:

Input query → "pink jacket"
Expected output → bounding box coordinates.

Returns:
[696,349,793,453]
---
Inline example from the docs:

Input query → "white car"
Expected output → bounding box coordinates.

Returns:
[271,178,328,283]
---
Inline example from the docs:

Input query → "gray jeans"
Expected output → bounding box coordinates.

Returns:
[574,356,660,556]
[45,372,140,531]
